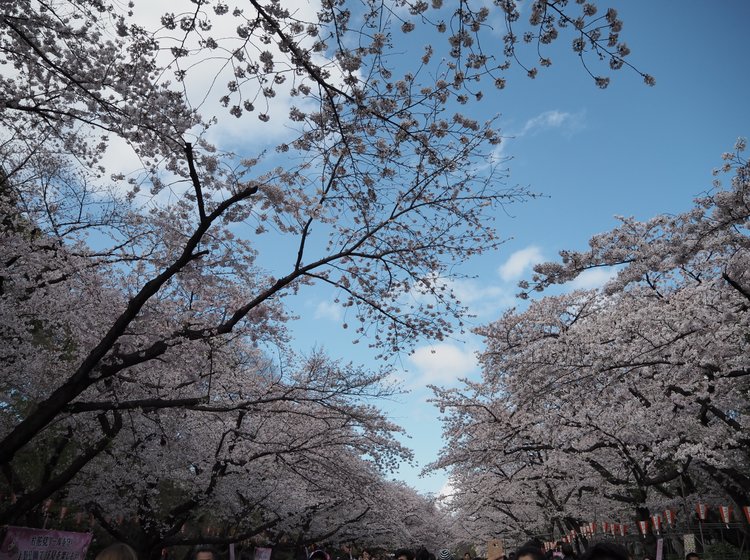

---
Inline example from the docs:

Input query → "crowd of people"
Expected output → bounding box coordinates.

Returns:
[92,539,704,560]
[494,540,702,560]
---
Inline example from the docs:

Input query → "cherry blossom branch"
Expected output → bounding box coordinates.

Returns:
[1,16,122,114]
[185,142,207,223]
[722,271,750,301]
[0,180,259,465]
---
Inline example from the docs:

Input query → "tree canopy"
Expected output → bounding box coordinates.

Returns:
[1,0,652,554]
[431,141,750,543]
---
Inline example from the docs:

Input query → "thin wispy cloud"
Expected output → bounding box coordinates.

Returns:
[493,109,584,164]
[407,343,478,388]
[314,300,343,321]
[409,276,516,319]
[446,278,517,318]
[567,267,618,290]
[498,246,545,282]
[489,141,513,166]
[520,109,585,136]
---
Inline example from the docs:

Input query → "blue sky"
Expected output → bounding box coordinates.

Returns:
[274,0,750,495]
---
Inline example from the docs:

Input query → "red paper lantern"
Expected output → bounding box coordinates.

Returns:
[638,520,649,537]
[719,505,732,526]
[664,510,676,528]
[651,514,661,534]
[696,503,708,521]
[743,506,750,525]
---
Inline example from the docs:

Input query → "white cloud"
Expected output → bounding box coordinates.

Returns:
[448,278,504,305]
[437,476,456,500]
[498,246,544,282]
[314,300,343,321]
[489,140,512,166]
[567,267,618,290]
[445,278,517,317]
[124,1,330,151]
[407,342,478,388]
[82,1,331,204]
[478,109,581,173]
[520,109,585,137]
[408,275,516,319]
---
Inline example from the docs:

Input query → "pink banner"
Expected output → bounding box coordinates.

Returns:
[1,526,92,560]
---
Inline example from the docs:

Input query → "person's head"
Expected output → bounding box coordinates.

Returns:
[561,545,574,558]
[96,543,139,560]
[685,554,700,560]
[437,550,452,560]
[579,544,628,560]
[522,541,543,553]
[395,550,414,560]
[416,548,430,560]
[515,547,544,560]
[310,551,328,560]
[464,554,472,560]
[191,547,220,560]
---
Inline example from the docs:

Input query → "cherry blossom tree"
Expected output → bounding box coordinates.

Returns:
[521,139,750,501]
[0,147,447,555]
[431,142,750,543]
